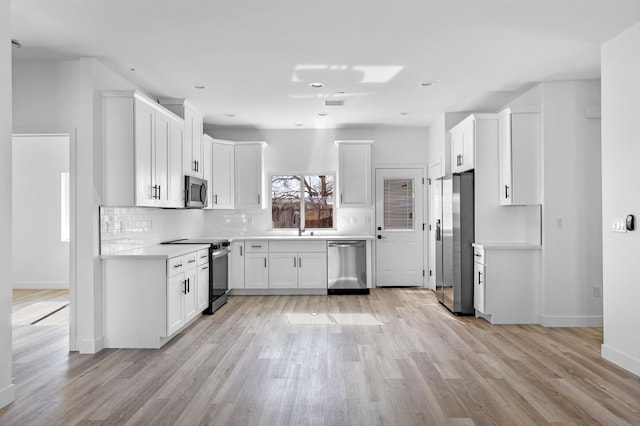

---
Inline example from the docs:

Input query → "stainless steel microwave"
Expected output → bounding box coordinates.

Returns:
[185,176,208,208]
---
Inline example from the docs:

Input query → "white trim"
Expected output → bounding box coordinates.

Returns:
[602,344,640,378]
[539,315,603,327]
[335,139,374,145]
[77,336,104,354]
[0,384,15,409]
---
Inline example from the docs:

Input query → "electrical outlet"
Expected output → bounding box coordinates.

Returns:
[593,285,602,298]
[612,218,627,233]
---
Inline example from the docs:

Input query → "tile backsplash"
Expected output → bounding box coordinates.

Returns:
[100,207,205,254]
[100,206,374,254]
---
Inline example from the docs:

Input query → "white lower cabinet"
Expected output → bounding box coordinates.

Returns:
[472,244,540,324]
[244,241,269,289]
[229,241,245,289]
[269,252,299,289]
[103,247,208,349]
[196,248,210,312]
[297,252,327,289]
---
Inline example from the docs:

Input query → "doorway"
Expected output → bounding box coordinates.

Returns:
[11,134,73,344]
[375,168,425,287]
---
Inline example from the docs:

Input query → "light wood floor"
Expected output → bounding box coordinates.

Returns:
[1,288,640,425]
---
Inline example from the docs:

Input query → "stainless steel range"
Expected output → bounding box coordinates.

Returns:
[163,238,230,314]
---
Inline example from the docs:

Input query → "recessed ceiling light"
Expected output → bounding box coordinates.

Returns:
[420,81,436,87]
[194,84,206,89]
[318,112,328,117]
[295,123,304,127]
[224,113,235,118]
[129,67,136,72]
[309,82,325,88]
[335,91,345,95]
[400,112,410,116]
[11,39,21,48]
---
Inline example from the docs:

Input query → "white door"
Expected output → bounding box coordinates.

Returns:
[375,168,424,287]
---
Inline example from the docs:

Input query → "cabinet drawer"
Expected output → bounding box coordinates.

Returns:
[167,255,185,276]
[197,248,209,266]
[269,240,327,253]
[245,241,269,253]
[184,251,198,269]
[473,246,485,265]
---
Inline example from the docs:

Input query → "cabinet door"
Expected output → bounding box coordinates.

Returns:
[183,267,198,322]
[134,100,155,206]
[168,118,184,208]
[202,137,213,209]
[192,110,204,179]
[298,252,327,289]
[451,119,475,173]
[154,112,171,206]
[473,262,486,314]
[451,127,465,173]
[167,273,185,336]
[244,252,268,288]
[498,110,513,205]
[229,242,245,289]
[338,143,371,206]
[197,263,209,312]
[510,113,540,205]
[212,141,235,209]
[235,144,263,209]
[183,109,196,177]
[269,253,298,289]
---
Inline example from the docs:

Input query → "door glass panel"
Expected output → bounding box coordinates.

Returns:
[271,176,301,228]
[304,175,334,229]
[383,178,414,230]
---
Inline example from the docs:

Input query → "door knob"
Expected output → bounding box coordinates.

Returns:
[377,226,382,231]
[377,235,382,239]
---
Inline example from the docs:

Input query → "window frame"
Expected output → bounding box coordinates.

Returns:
[269,172,336,231]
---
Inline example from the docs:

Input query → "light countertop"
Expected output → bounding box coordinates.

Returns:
[229,235,375,241]
[100,244,211,259]
[473,242,541,250]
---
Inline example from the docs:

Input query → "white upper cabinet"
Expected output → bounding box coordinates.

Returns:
[159,98,204,179]
[498,108,540,205]
[102,91,184,208]
[234,142,266,209]
[336,140,373,207]
[450,116,476,173]
[167,117,185,208]
[211,138,235,209]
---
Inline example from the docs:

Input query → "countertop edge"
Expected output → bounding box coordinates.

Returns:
[100,244,211,259]
[473,242,542,250]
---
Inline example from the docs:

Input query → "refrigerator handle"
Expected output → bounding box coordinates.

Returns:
[436,219,441,241]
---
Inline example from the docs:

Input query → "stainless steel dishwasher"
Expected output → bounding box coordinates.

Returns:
[327,240,369,295]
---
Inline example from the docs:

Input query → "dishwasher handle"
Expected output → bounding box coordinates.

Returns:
[328,240,366,248]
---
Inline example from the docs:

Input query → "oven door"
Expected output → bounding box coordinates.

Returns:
[210,248,229,301]
[185,176,208,208]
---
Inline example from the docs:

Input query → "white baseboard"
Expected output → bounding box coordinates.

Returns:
[12,281,69,289]
[540,315,603,327]
[77,336,104,354]
[0,383,15,409]
[602,344,640,378]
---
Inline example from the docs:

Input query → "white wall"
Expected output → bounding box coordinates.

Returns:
[12,58,144,353]
[505,81,603,327]
[601,22,640,377]
[1,0,15,409]
[12,135,69,288]
[206,126,429,237]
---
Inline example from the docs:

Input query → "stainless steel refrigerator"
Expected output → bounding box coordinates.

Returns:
[435,171,475,314]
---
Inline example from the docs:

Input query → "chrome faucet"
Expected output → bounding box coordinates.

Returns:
[292,211,305,236]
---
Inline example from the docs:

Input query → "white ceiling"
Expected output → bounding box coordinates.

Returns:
[10,0,640,129]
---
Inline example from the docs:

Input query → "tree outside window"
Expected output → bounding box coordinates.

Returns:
[271,175,334,229]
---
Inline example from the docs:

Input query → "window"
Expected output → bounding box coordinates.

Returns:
[271,174,334,229]
[383,178,414,230]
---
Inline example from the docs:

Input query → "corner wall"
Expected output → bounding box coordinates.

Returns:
[601,22,640,376]
[0,0,16,409]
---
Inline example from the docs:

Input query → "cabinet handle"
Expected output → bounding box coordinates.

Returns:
[505,185,510,199]
[173,263,183,268]
[202,266,209,271]
[187,278,190,293]
[200,254,208,259]
[264,258,267,268]
[257,194,261,205]
[478,271,483,285]
[183,280,187,294]
[251,245,262,248]
[298,257,301,268]
[188,259,196,264]
[340,193,343,204]
[158,185,161,199]
[214,194,218,205]
[294,257,297,267]
[457,154,463,166]
[240,246,243,256]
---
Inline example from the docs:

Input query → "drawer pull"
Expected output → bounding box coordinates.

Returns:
[173,263,183,268]
[251,245,262,248]
[202,266,209,271]
[188,259,196,264]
